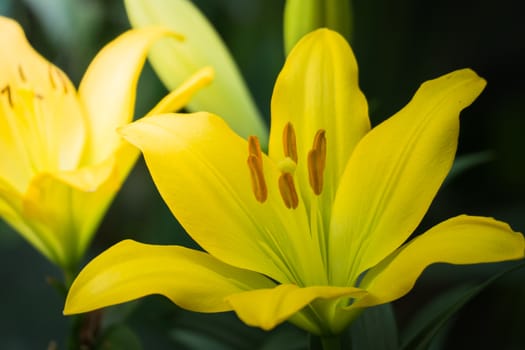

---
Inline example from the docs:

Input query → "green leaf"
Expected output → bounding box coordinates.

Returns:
[95,324,142,350]
[350,303,398,350]
[284,0,353,55]
[444,151,493,184]
[400,261,525,350]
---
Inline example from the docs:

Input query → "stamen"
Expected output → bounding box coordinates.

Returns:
[48,65,57,90]
[282,122,298,163]
[308,130,326,195]
[1,85,13,107]
[247,136,267,203]
[278,173,299,209]
[49,66,68,93]
[18,65,26,82]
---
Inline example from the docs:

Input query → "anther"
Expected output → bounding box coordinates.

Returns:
[247,136,267,203]
[1,85,13,107]
[18,65,26,82]
[48,65,57,90]
[278,173,299,209]
[49,65,68,93]
[282,122,298,163]
[307,130,326,195]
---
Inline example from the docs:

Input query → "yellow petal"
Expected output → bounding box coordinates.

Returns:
[226,284,365,333]
[0,177,62,264]
[354,215,525,308]
[147,66,214,116]
[270,29,370,213]
[329,69,486,286]
[64,239,274,315]
[120,113,327,286]
[124,0,268,143]
[0,16,86,191]
[22,143,138,269]
[78,26,183,165]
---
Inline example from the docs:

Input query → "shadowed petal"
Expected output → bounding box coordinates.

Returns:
[353,215,525,308]
[329,69,486,286]
[64,239,274,315]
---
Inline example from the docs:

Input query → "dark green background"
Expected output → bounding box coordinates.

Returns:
[1,0,524,348]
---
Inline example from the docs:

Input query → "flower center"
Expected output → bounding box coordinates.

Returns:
[0,63,72,177]
[247,122,327,209]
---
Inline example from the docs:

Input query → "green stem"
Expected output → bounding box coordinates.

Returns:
[321,335,343,350]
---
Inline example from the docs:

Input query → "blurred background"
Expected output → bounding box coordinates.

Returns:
[1,0,524,349]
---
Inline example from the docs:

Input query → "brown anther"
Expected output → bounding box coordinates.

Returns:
[48,65,57,90]
[282,122,298,163]
[307,130,326,195]
[1,85,13,107]
[247,136,267,203]
[278,173,299,209]
[18,65,26,82]
[49,66,68,93]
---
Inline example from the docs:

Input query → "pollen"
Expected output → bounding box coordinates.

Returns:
[278,172,299,209]
[18,65,26,82]
[247,136,267,203]
[48,65,68,93]
[282,122,298,163]
[308,129,326,195]
[1,85,13,107]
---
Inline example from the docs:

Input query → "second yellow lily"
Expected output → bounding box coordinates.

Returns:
[0,16,212,276]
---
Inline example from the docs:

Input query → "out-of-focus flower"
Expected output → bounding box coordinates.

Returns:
[284,0,353,54]
[124,0,268,145]
[0,16,212,275]
[64,29,524,336]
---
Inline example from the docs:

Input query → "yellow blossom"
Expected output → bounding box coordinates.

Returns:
[0,16,212,273]
[64,29,524,335]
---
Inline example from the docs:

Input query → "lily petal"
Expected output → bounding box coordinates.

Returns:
[21,145,134,269]
[64,239,275,315]
[0,177,61,264]
[329,69,486,285]
[226,283,365,332]
[120,113,327,286]
[270,29,369,212]
[353,215,525,308]
[0,16,85,191]
[124,0,267,143]
[147,66,214,116]
[78,26,183,164]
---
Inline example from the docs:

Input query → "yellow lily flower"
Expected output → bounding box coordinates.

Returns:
[64,29,525,336]
[0,16,212,274]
